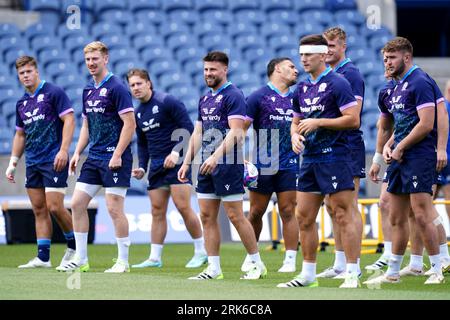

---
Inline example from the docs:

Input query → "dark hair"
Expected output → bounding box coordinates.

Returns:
[382,37,413,55]
[267,57,293,78]
[15,55,38,70]
[203,51,229,66]
[300,34,328,46]
[126,68,153,89]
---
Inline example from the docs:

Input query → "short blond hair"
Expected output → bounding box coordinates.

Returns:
[382,37,413,55]
[15,55,38,70]
[83,41,109,55]
[323,27,347,42]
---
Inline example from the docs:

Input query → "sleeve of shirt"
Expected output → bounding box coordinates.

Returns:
[333,77,358,112]
[245,91,260,123]
[415,79,436,111]
[344,69,365,101]
[377,88,391,117]
[197,96,203,123]
[15,101,24,131]
[226,90,246,121]
[53,86,74,117]
[292,87,302,118]
[135,116,149,171]
[430,78,444,104]
[112,85,134,115]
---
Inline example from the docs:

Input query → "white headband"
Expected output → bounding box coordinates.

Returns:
[299,45,328,54]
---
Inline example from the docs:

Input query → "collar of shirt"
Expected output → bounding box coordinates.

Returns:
[94,72,113,89]
[333,57,351,72]
[267,82,291,97]
[308,66,332,85]
[25,80,46,98]
[210,81,232,96]
[397,65,418,84]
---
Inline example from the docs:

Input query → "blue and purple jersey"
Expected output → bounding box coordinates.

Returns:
[16,81,73,166]
[378,66,437,159]
[334,58,365,147]
[246,83,298,171]
[197,81,246,163]
[135,91,194,170]
[82,73,134,161]
[292,67,358,162]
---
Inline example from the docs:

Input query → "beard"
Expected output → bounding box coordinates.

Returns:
[205,76,221,88]
[390,60,406,79]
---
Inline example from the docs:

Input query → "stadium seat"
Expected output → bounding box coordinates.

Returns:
[98,9,133,26]
[62,0,94,13]
[293,23,324,38]
[260,22,292,40]
[300,10,334,27]
[90,22,123,39]
[242,47,274,64]
[357,61,384,78]
[114,60,146,80]
[267,10,301,25]
[261,0,293,12]
[174,46,204,65]
[177,94,199,113]
[94,0,127,13]
[333,23,359,37]
[327,0,357,11]
[57,24,89,42]
[64,33,94,53]
[1,97,17,118]
[30,35,61,53]
[227,59,252,77]
[193,72,207,87]
[99,34,131,50]
[334,9,366,26]
[229,0,260,12]
[360,25,392,41]
[231,72,261,87]
[165,83,193,97]
[140,47,173,66]
[229,21,259,40]
[234,34,265,52]
[125,22,157,41]
[148,60,179,79]
[27,0,61,11]
[295,0,325,12]
[45,61,78,79]
[132,34,164,52]
[369,34,393,53]
[200,9,232,26]
[159,72,192,89]
[169,9,200,25]
[268,34,297,52]
[166,33,199,51]
[347,48,377,65]
[276,46,300,60]
[0,37,29,56]
[134,9,165,25]
[24,23,56,42]
[162,0,193,13]
[0,140,12,154]
[183,59,204,77]
[110,48,139,66]
[200,34,233,52]
[0,24,21,39]
[0,88,20,106]
[240,83,261,97]
[194,0,225,12]
[4,48,33,71]
[38,48,68,67]
[233,9,265,25]
[55,74,84,90]
[128,0,160,12]
[159,21,191,38]
[192,21,224,38]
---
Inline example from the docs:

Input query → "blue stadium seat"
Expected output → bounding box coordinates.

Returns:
[132,34,164,52]
[228,59,252,77]
[99,34,131,50]
[125,22,157,41]
[267,10,301,25]
[231,72,261,88]
[134,9,165,25]
[200,9,233,26]
[277,46,300,60]
[129,0,160,12]
[360,25,392,41]
[251,58,271,78]
[347,48,377,65]
[193,72,206,87]
[268,35,297,52]
[295,0,325,11]
[45,61,78,79]
[177,94,199,113]
[0,88,20,106]
[369,34,393,53]
[334,9,366,26]
[1,97,17,117]
[260,22,292,40]
[327,0,357,11]
[261,0,293,12]
[0,128,13,141]
[293,22,324,38]
[242,47,274,64]
[229,21,259,39]
[183,60,204,77]
[4,48,33,71]
[346,34,369,50]
[39,11,61,26]
[356,61,384,78]
[98,10,133,26]
[234,34,265,52]
[162,0,193,13]
[174,46,204,65]
[300,10,334,27]
[240,83,261,97]
[194,0,225,12]
[169,9,200,25]
[0,64,11,77]
[55,74,84,90]
[148,60,179,79]
[64,33,93,53]
[332,23,359,37]
[94,0,127,13]
[62,0,94,13]
[71,47,87,67]
[110,48,139,66]
[0,24,21,39]
[24,23,56,42]
[200,34,233,52]
[38,48,68,67]
[114,60,146,80]
[30,34,61,53]
[27,0,60,11]
[90,22,123,39]
[192,21,224,38]
[166,33,199,51]
[140,47,173,66]
[0,140,12,154]
[229,0,260,12]
[166,85,196,99]
[0,37,29,55]
[233,9,265,25]
[159,21,191,38]
[57,24,89,42]
[159,73,192,91]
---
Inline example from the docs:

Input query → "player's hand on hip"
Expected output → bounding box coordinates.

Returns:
[69,153,79,176]
[200,155,217,175]
[436,149,447,172]
[291,133,305,154]
[54,150,68,172]
[369,163,381,183]
[163,151,179,169]
[390,146,403,163]
[132,168,145,179]
[109,155,122,170]
[177,164,190,183]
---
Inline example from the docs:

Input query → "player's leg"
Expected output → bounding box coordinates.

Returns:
[400,209,425,276]
[171,184,207,268]
[18,187,52,268]
[276,190,298,272]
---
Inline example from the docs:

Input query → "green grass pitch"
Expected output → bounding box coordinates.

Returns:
[0,243,448,300]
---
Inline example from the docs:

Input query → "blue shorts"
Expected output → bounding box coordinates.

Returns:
[248,169,298,194]
[25,162,68,188]
[77,156,132,188]
[147,160,191,190]
[386,158,436,195]
[349,141,366,178]
[436,165,450,186]
[297,161,354,195]
[196,164,245,196]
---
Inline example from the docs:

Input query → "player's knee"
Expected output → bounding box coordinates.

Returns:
[278,203,295,218]
[297,214,315,231]
[248,207,265,222]
[412,212,429,229]
[227,211,244,226]
[334,207,351,226]
[379,196,389,214]
[174,201,191,215]
[46,200,62,215]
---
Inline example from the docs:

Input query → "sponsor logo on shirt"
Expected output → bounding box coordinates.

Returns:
[269,108,294,121]
[201,107,220,121]
[23,107,45,125]
[300,97,324,113]
[388,95,404,111]
[86,100,105,113]
[142,118,160,131]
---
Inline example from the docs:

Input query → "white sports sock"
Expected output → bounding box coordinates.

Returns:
[116,237,130,263]
[439,243,450,261]
[193,237,206,255]
[284,250,297,264]
[301,261,316,281]
[333,250,346,271]
[386,254,403,277]
[149,244,163,261]
[409,254,423,270]
[74,232,88,263]
[357,258,361,274]
[383,241,392,258]
[249,252,261,264]
[208,256,221,272]
[346,263,358,275]
[429,254,443,275]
